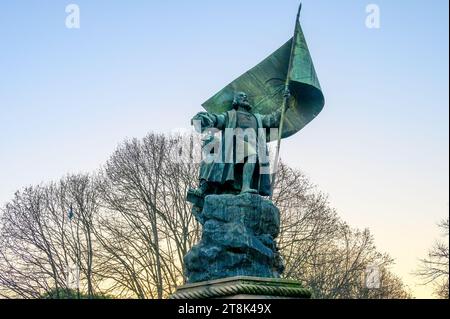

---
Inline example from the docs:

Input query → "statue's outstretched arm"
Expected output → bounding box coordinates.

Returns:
[191,112,226,132]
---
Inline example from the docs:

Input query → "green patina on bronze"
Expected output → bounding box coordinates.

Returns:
[187,5,324,202]
[202,21,324,141]
[189,93,281,199]
[178,4,323,298]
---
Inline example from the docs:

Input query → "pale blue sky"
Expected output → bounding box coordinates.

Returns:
[0,0,448,298]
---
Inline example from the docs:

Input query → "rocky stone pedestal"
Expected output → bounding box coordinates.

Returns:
[170,276,311,299]
[184,193,284,283]
[171,193,311,299]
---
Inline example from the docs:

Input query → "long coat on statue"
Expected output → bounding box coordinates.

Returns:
[199,109,281,196]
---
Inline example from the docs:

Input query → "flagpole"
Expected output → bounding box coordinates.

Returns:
[270,3,302,200]
[66,204,73,293]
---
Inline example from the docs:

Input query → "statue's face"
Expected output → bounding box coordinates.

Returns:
[234,92,252,110]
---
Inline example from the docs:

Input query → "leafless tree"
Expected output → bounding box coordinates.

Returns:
[0,186,65,298]
[0,174,101,299]
[54,174,100,297]
[0,132,411,299]
[416,218,449,299]
[94,133,200,298]
[273,163,410,299]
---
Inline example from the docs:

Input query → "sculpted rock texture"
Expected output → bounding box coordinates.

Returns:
[184,193,285,283]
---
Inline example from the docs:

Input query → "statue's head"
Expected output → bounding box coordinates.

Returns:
[232,92,252,111]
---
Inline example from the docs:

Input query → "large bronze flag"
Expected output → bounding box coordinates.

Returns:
[202,20,325,141]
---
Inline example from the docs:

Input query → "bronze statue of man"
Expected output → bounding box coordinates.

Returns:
[174,5,326,291]
[187,91,284,206]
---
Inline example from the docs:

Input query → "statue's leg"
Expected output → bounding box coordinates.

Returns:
[241,155,258,194]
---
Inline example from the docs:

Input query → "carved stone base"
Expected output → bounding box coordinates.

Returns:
[170,276,311,299]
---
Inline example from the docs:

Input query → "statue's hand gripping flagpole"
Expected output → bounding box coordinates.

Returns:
[200,1,324,199]
[270,3,302,200]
